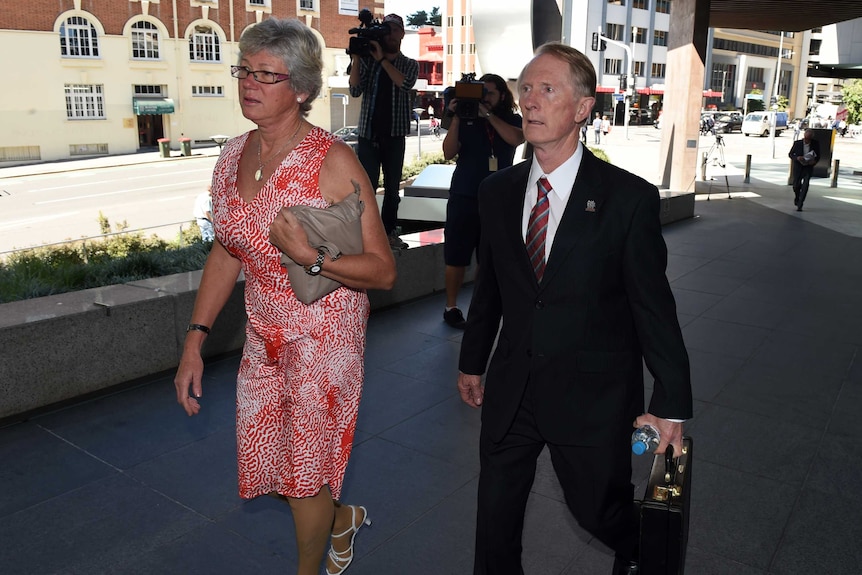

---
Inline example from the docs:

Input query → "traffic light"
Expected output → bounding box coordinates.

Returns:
[806,84,814,99]
[619,74,627,91]
[591,32,606,51]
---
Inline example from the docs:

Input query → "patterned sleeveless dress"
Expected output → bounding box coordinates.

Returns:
[211,126,370,500]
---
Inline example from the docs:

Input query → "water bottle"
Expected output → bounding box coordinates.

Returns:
[631,424,660,455]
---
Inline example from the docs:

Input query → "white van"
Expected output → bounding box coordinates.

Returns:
[742,112,788,137]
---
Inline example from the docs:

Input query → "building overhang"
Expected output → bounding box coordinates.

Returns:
[132,98,175,115]
[710,1,862,32]
[808,64,862,79]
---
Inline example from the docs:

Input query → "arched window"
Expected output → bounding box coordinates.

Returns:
[131,21,160,60]
[189,25,220,62]
[60,16,100,57]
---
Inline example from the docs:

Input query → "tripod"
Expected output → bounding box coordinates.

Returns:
[704,134,730,200]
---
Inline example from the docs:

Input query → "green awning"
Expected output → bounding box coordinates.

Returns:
[133,98,174,115]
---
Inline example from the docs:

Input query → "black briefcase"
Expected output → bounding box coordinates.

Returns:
[638,437,692,575]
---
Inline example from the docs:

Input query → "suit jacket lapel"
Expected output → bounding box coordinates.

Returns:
[498,162,536,279]
[541,150,607,286]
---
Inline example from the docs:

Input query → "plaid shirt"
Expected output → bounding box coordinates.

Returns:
[349,53,418,139]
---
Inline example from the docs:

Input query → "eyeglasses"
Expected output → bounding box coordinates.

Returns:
[230,65,290,85]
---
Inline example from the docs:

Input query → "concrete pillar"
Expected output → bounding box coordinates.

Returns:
[659,0,711,191]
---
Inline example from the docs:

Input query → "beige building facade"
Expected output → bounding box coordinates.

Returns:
[0,0,383,165]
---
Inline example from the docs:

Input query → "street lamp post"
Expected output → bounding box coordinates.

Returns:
[597,26,635,140]
[769,32,785,158]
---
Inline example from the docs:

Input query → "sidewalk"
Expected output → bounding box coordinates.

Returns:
[2,130,862,574]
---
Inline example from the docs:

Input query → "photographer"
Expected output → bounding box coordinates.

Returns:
[440,74,524,328]
[348,13,418,249]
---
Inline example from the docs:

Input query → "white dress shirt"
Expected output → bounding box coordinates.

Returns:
[521,144,585,258]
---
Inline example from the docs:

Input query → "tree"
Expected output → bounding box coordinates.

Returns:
[406,10,428,26]
[428,7,442,26]
[842,79,862,124]
[406,7,441,27]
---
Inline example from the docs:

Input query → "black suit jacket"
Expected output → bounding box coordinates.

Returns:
[459,149,692,446]
[788,138,820,166]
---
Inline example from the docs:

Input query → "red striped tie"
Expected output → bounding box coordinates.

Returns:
[526,177,551,280]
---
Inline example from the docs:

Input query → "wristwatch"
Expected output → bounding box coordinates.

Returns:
[304,249,325,276]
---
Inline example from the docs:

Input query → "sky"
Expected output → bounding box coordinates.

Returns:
[383,0,438,19]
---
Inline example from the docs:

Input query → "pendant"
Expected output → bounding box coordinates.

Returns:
[254,168,262,181]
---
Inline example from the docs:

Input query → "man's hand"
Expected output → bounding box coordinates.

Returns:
[634,413,684,457]
[369,40,383,62]
[458,372,484,408]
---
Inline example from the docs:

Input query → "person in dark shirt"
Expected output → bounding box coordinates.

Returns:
[441,74,524,328]
[348,13,419,250]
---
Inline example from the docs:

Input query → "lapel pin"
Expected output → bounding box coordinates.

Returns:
[585,200,596,212]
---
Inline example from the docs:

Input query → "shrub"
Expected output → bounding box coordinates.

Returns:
[0,218,210,304]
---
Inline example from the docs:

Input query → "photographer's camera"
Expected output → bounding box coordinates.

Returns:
[444,73,487,121]
[347,8,390,57]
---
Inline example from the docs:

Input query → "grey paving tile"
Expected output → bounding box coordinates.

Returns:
[687,460,797,571]
[669,288,723,317]
[712,361,843,427]
[346,480,477,574]
[33,374,236,470]
[686,348,746,403]
[379,395,482,472]
[0,422,115,518]
[324,436,477,562]
[828,380,862,437]
[0,474,207,575]
[681,316,771,359]
[213,493,300,564]
[702,294,792,330]
[681,546,767,574]
[672,269,748,297]
[357,367,455,436]
[804,431,862,506]
[664,253,710,282]
[380,338,463,389]
[126,427,242,519]
[770,488,862,575]
[691,404,820,487]
[748,330,857,379]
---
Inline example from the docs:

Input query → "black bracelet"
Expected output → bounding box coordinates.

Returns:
[187,323,211,335]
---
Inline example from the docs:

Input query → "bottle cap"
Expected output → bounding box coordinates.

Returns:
[632,441,647,455]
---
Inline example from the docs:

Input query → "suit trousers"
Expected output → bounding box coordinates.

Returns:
[791,162,814,207]
[358,135,406,236]
[474,380,638,574]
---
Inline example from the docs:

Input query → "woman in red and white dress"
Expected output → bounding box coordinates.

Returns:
[174,18,395,575]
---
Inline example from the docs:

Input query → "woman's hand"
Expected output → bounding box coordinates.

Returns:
[174,349,204,416]
[269,209,317,267]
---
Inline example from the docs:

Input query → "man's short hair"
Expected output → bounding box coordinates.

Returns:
[529,42,597,99]
[383,14,405,38]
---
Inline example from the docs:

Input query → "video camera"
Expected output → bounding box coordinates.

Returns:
[346,8,391,57]
[443,73,486,121]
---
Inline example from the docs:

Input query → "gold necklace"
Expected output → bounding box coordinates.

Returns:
[254,122,304,182]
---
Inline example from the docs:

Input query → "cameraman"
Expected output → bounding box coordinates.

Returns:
[440,74,524,328]
[349,13,418,249]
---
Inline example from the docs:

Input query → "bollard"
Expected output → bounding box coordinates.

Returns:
[830,159,839,188]
[744,154,751,184]
[701,152,707,181]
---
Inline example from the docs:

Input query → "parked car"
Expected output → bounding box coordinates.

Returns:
[742,112,788,137]
[333,125,359,151]
[629,109,653,125]
[713,112,743,133]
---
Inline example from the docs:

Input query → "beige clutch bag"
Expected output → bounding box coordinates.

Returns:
[280,182,364,304]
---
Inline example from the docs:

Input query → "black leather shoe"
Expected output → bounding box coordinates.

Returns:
[612,557,639,575]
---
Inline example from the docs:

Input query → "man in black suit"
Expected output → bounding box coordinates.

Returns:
[788,129,820,211]
[457,43,692,575]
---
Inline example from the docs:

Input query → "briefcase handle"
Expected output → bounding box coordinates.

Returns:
[664,444,675,484]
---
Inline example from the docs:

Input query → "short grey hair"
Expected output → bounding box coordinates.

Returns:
[238,18,323,115]
[524,42,597,99]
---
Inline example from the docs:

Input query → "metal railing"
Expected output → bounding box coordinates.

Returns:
[0,220,195,261]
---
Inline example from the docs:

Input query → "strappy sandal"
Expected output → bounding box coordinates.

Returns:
[326,504,371,575]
